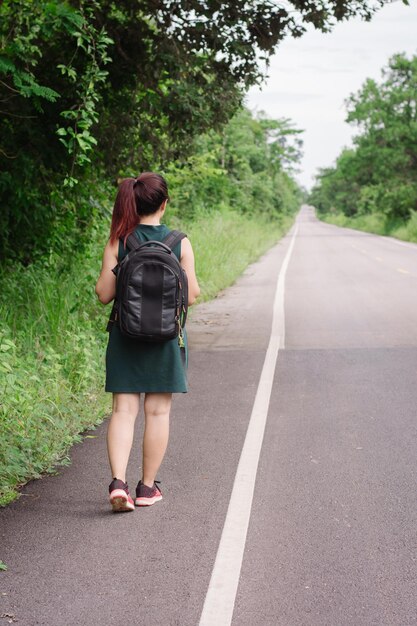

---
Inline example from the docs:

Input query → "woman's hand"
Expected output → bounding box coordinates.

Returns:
[95,239,119,304]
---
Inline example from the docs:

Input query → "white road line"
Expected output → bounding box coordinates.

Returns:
[397,268,410,274]
[199,222,299,626]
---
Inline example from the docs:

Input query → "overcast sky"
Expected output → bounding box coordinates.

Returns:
[244,0,417,190]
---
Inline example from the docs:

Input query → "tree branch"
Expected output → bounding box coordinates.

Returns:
[0,110,37,119]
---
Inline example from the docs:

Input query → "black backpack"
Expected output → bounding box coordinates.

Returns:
[107,230,188,347]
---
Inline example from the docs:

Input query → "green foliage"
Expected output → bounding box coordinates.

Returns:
[0,560,7,571]
[163,108,303,222]
[391,208,417,242]
[56,3,113,184]
[311,52,417,241]
[1,0,389,263]
[0,0,114,259]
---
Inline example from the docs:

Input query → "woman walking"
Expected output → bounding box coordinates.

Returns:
[95,172,200,512]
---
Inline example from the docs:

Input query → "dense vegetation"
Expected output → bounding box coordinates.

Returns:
[310,53,417,241]
[0,0,391,504]
[1,0,389,262]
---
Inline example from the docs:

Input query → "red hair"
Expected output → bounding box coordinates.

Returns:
[110,178,138,244]
[109,172,170,243]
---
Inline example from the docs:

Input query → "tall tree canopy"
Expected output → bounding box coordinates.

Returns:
[0,0,397,260]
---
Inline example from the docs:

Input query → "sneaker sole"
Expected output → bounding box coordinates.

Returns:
[135,494,163,507]
[110,489,135,512]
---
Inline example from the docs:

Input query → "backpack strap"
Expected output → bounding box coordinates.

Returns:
[126,230,185,252]
[107,234,138,333]
[126,232,141,251]
[162,230,187,251]
[165,230,187,367]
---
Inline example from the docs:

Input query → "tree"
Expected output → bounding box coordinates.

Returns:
[311,52,417,221]
[161,107,302,222]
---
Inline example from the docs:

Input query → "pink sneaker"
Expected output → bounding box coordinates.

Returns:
[109,478,135,512]
[135,481,163,507]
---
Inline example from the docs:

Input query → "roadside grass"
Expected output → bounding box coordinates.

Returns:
[182,209,294,300]
[319,210,417,243]
[0,237,109,507]
[0,209,295,505]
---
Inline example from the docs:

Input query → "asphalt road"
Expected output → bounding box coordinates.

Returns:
[1,206,416,626]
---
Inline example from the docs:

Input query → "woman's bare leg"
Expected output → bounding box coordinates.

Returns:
[107,393,140,482]
[142,393,172,487]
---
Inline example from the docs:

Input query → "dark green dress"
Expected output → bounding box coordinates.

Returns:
[105,224,188,393]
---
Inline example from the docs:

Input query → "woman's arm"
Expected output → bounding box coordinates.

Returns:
[180,237,200,306]
[95,239,119,305]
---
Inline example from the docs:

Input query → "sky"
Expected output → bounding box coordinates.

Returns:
[244,0,417,190]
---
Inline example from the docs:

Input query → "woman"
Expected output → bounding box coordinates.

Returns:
[95,172,200,512]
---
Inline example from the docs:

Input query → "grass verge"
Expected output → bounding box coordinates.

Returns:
[184,210,294,300]
[0,209,294,506]
[319,210,417,243]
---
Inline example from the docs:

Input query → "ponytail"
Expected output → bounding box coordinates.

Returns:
[109,172,169,244]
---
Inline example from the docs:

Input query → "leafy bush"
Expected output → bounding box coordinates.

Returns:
[0,236,109,505]
[391,209,417,243]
